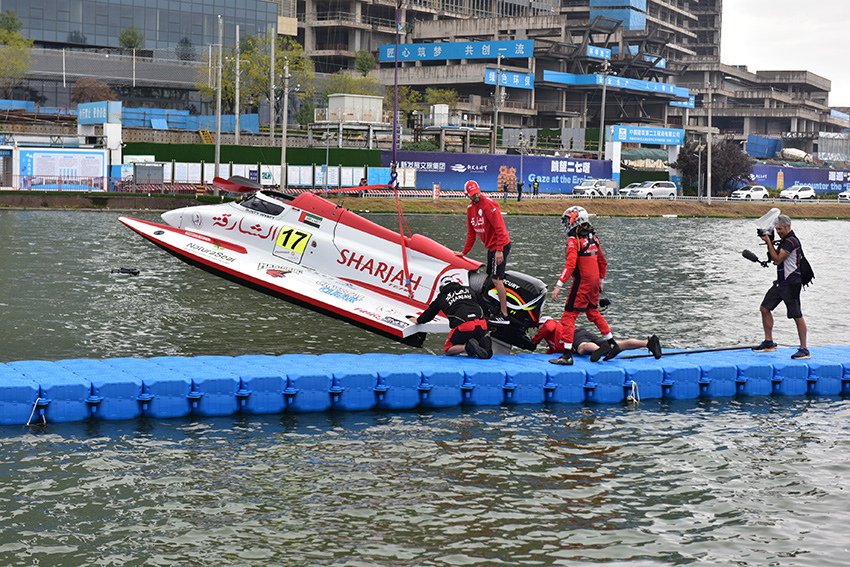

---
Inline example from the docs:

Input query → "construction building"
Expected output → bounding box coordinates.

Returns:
[2,0,849,158]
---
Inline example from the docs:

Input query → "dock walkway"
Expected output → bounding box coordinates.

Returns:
[2,346,848,425]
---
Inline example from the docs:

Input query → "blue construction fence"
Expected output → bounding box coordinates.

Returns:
[0,99,260,133]
[2,346,848,426]
[747,135,783,159]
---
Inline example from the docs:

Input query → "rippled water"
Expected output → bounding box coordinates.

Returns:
[2,400,849,566]
[1,209,849,566]
[1,209,848,360]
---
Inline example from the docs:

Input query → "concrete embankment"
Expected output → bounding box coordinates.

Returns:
[2,191,849,219]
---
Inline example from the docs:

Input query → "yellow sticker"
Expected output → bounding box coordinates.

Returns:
[273,226,312,263]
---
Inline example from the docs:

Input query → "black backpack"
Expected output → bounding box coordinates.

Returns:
[799,246,815,289]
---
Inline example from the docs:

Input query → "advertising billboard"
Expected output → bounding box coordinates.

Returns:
[751,164,850,194]
[381,151,612,193]
[380,40,533,63]
[18,148,108,191]
[484,68,535,90]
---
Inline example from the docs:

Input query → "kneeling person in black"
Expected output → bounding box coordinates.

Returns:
[408,276,492,359]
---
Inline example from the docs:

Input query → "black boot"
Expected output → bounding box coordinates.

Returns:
[590,341,611,362]
[480,336,493,359]
[549,352,573,365]
[465,338,489,359]
[647,335,662,359]
[603,338,622,361]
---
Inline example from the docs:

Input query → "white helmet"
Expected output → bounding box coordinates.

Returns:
[561,206,589,234]
[439,275,457,291]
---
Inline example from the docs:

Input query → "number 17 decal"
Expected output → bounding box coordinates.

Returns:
[273,226,312,264]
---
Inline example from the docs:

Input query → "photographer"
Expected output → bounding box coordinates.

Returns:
[753,214,809,359]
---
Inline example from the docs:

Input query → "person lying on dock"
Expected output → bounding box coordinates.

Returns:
[531,318,662,362]
[407,276,493,359]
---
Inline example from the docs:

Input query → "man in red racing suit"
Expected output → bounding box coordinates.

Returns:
[455,180,511,324]
[549,206,620,365]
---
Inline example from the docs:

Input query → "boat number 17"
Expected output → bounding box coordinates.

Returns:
[274,226,312,264]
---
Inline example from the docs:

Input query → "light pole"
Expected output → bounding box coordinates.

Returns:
[323,128,332,195]
[706,85,713,205]
[491,53,503,153]
[280,58,299,189]
[214,15,223,184]
[235,24,240,146]
[519,132,525,196]
[697,144,705,200]
[269,29,275,142]
[598,59,611,160]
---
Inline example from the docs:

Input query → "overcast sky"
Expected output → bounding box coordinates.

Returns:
[721,0,850,107]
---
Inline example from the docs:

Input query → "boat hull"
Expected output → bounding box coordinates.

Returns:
[119,216,444,347]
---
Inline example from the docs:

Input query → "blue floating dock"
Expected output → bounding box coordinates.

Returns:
[2,346,848,425]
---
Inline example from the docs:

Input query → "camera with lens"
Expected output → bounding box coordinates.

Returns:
[756,227,774,240]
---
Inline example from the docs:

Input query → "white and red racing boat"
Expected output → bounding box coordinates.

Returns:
[119,176,546,349]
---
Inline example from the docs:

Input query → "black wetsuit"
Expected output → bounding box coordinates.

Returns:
[417,281,488,351]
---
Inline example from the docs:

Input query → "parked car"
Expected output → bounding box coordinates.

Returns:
[629,180,678,199]
[838,190,850,203]
[730,185,770,200]
[572,178,618,197]
[620,182,641,197]
[779,185,816,200]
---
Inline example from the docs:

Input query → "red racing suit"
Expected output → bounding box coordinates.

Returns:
[556,230,611,346]
[532,318,564,354]
[461,194,510,255]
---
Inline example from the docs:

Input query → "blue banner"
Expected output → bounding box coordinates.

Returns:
[751,164,850,194]
[587,46,611,60]
[611,125,684,146]
[381,151,612,194]
[670,95,695,109]
[643,55,666,68]
[543,70,689,100]
[484,69,535,90]
[380,40,533,62]
[78,101,122,125]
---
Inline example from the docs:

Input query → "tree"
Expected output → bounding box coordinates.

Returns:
[384,85,421,125]
[118,25,145,49]
[424,87,458,108]
[671,140,703,191]
[67,30,88,44]
[0,9,33,99]
[711,140,754,195]
[176,37,195,61]
[354,50,376,76]
[195,34,314,118]
[295,98,316,128]
[0,9,23,33]
[71,77,117,103]
[320,72,382,99]
[672,139,754,196]
[401,139,441,152]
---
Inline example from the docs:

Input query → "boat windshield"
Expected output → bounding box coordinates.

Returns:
[238,194,286,216]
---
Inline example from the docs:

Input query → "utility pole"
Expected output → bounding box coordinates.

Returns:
[697,144,704,200]
[707,84,713,205]
[491,53,502,154]
[323,129,330,194]
[598,59,611,160]
[280,58,291,188]
[519,132,525,193]
[214,15,222,182]
[235,24,240,145]
[269,29,275,142]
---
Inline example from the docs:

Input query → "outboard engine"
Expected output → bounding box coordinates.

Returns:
[469,269,547,352]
